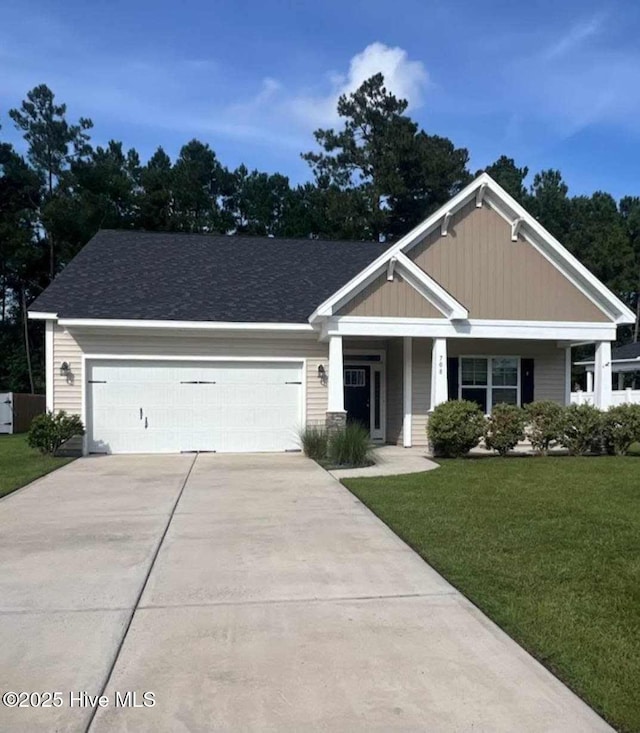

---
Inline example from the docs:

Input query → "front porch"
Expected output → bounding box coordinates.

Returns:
[327,335,615,448]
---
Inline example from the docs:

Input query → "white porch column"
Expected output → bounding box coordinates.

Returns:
[430,338,448,409]
[586,370,594,393]
[593,341,612,410]
[327,335,345,413]
[564,346,572,405]
[403,337,412,447]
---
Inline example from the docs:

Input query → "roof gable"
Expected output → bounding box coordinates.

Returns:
[310,174,635,326]
[337,272,444,318]
[410,199,609,322]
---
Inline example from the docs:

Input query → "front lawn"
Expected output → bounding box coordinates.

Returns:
[0,434,73,499]
[344,457,640,733]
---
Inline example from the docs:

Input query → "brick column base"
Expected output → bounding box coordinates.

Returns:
[326,411,347,432]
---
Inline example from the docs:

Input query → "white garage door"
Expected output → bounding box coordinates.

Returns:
[87,360,303,454]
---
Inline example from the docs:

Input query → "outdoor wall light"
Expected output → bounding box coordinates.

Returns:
[317,364,325,377]
[60,361,70,374]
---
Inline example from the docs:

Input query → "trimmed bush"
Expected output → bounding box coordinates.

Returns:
[602,404,640,456]
[427,400,485,458]
[27,410,85,455]
[524,401,563,455]
[299,425,329,461]
[559,403,604,456]
[328,423,373,467]
[484,403,526,456]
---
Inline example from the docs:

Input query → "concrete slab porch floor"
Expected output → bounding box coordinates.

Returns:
[0,454,611,732]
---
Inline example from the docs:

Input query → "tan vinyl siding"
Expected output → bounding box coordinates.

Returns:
[53,327,330,431]
[412,338,431,447]
[411,201,609,322]
[448,339,567,404]
[53,324,83,415]
[386,338,404,444]
[337,273,442,318]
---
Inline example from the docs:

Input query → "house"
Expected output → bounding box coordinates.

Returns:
[28,174,635,455]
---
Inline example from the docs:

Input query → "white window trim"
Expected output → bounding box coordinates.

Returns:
[458,355,521,414]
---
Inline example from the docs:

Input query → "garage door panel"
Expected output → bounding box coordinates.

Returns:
[87,360,303,454]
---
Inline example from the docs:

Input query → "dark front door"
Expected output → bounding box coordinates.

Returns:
[344,365,371,430]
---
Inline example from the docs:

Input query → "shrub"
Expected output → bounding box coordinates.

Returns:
[299,425,329,461]
[427,400,485,458]
[524,401,564,455]
[602,404,640,456]
[484,403,526,456]
[328,423,373,467]
[27,410,85,455]
[559,403,604,456]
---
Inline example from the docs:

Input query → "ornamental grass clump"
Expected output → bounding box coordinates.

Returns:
[328,423,373,467]
[298,425,329,461]
[427,400,485,458]
[484,403,526,456]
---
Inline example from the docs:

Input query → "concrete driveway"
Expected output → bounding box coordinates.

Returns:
[0,454,611,732]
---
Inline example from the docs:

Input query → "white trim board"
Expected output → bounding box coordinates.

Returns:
[321,316,617,342]
[60,318,314,332]
[45,321,54,412]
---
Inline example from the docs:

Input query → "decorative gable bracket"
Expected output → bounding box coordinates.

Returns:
[441,211,452,236]
[511,217,524,242]
[386,256,397,281]
[475,183,487,207]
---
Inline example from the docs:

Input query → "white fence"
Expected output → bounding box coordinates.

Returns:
[0,393,13,434]
[571,389,640,406]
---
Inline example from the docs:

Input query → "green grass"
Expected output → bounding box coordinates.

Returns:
[344,457,640,733]
[0,434,73,499]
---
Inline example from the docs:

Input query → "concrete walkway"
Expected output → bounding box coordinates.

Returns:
[330,444,439,479]
[0,454,611,732]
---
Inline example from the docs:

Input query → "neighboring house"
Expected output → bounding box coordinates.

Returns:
[29,174,635,455]
[574,342,640,395]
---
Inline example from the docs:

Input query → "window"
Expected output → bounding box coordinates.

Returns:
[460,357,519,413]
[344,368,366,387]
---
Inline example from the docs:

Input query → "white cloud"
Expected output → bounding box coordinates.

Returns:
[289,42,430,127]
[0,24,430,157]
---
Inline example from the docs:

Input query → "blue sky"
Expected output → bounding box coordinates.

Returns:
[1,0,639,199]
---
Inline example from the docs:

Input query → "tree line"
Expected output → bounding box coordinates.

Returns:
[1,74,639,392]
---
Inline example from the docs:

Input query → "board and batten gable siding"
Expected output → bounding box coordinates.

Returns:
[409,200,609,322]
[337,272,443,318]
[52,324,330,430]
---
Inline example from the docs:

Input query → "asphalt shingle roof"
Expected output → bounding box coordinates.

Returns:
[30,230,388,323]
